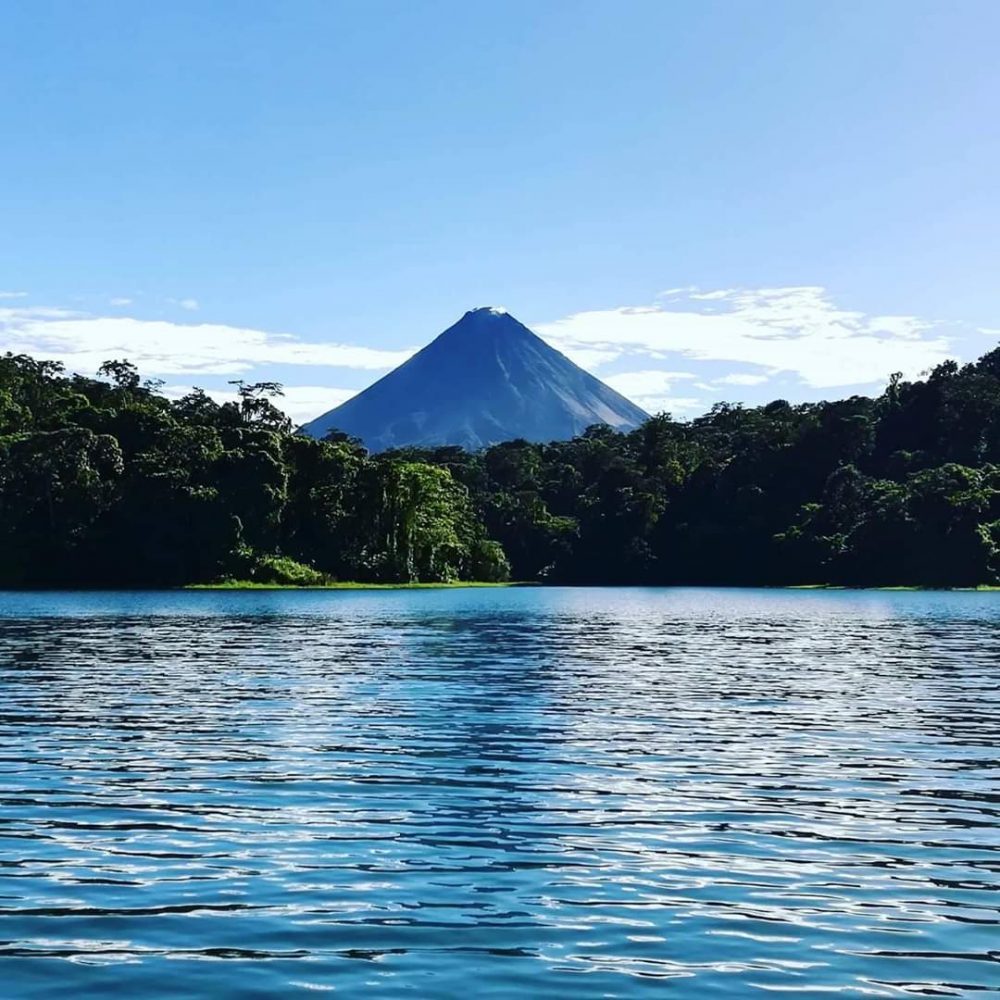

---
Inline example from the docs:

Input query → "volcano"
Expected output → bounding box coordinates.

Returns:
[301,307,648,451]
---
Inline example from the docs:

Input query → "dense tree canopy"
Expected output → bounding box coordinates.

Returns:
[385,347,1000,588]
[4,347,1000,587]
[0,355,506,587]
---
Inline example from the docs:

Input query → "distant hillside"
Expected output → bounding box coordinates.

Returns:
[301,307,648,450]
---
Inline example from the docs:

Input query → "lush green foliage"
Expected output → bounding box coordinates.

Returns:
[0,356,507,587]
[6,348,1000,587]
[388,348,1000,587]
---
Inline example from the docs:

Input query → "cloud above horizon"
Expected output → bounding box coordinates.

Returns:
[0,285,967,423]
[161,383,357,424]
[537,286,955,391]
[0,306,415,375]
[603,370,702,415]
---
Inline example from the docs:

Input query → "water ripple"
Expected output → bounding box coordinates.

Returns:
[0,587,997,997]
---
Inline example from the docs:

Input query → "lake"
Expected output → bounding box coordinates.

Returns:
[0,588,997,998]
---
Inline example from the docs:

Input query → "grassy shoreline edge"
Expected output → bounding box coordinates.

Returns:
[181,581,1000,592]
[185,580,527,590]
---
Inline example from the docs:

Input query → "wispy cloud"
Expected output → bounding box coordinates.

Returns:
[553,344,623,369]
[1,287,968,427]
[162,384,356,424]
[604,370,702,414]
[714,372,772,387]
[0,307,415,375]
[163,296,200,311]
[537,286,955,390]
[109,296,132,306]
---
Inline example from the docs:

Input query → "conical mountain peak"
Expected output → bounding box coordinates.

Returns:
[467,305,508,316]
[303,307,648,451]
[429,306,536,350]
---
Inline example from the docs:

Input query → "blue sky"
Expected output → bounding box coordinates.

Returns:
[1,0,998,421]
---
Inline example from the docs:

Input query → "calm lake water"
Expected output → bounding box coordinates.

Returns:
[0,588,997,998]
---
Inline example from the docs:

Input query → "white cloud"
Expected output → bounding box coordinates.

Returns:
[1,288,967,426]
[536,287,954,389]
[277,386,356,422]
[715,372,772,386]
[0,307,415,375]
[0,290,27,300]
[161,384,355,424]
[109,297,132,306]
[605,370,697,396]
[553,344,623,368]
[604,370,702,415]
[1,305,77,320]
[868,315,929,340]
[637,394,702,415]
[164,296,200,311]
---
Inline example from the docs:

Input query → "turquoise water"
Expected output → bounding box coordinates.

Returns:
[0,588,997,998]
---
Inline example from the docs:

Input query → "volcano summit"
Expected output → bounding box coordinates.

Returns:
[302,307,648,451]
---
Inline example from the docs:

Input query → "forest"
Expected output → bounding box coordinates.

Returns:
[4,347,1000,588]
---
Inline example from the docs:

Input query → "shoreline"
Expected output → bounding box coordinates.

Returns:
[1,582,998,593]
[182,581,1000,592]
[184,581,527,591]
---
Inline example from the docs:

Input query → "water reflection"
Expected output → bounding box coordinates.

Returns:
[0,588,997,997]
